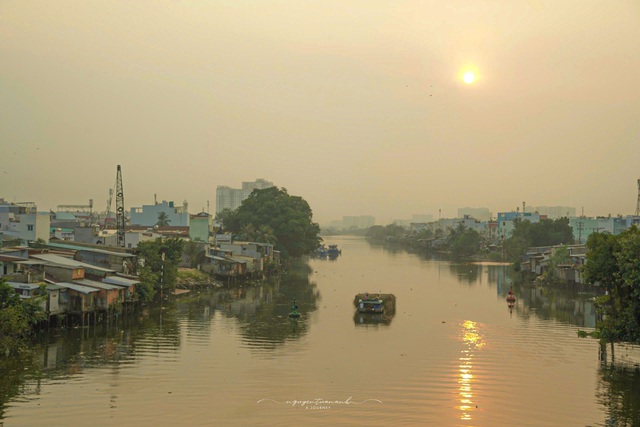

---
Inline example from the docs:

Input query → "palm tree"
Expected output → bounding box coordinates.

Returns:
[238,224,256,241]
[255,225,277,245]
[156,212,171,227]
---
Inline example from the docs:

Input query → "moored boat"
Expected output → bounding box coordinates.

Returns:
[356,293,384,314]
[327,244,341,257]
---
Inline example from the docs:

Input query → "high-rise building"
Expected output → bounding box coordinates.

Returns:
[342,215,375,229]
[215,179,274,214]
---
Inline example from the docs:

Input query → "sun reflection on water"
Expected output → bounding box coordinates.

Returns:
[457,320,485,421]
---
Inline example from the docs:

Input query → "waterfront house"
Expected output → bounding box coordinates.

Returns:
[44,284,65,317]
[56,282,99,317]
[203,248,246,278]
[73,279,123,310]
[102,275,139,302]
[218,241,276,274]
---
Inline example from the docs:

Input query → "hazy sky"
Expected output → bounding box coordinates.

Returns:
[1,1,639,225]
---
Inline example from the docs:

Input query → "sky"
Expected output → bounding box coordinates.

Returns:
[1,1,639,225]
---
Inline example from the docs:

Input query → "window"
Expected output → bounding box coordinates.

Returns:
[27,225,34,231]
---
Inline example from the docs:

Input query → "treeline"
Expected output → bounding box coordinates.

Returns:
[365,217,574,261]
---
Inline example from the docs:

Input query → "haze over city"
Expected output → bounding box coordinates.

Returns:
[2,1,639,225]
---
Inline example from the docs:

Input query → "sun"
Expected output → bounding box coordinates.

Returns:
[462,71,476,84]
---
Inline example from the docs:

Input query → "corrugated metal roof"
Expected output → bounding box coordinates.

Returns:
[14,259,47,265]
[74,279,122,290]
[31,254,115,273]
[45,242,135,257]
[103,276,139,287]
[0,255,28,262]
[7,282,41,290]
[57,282,99,294]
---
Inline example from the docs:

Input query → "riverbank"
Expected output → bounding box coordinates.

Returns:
[176,268,223,290]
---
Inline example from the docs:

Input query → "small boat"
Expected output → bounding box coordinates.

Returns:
[288,298,301,318]
[506,288,516,304]
[327,244,341,257]
[356,294,384,314]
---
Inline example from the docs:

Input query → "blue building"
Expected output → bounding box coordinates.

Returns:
[130,200,190,227]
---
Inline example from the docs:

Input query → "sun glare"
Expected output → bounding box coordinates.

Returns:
[462,71,476,84]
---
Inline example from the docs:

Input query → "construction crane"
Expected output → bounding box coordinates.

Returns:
[115,165,126,248]
[636,178,640,217]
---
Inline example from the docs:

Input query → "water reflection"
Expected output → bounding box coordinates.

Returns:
[213,261,319,352]
[0,303,181,419]
[597,343,640,426]
[0,260,319,421]
[457,320,485,421]
[449,264,482,284]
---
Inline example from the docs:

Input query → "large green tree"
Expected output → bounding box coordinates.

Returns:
[221,187,321,258]
[449,225,481,258]
[583,226,640,343]
[135,237,184,301]
[504,217,574,261]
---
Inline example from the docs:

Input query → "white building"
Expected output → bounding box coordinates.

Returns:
[215,179,274,213]
[0,200,50,243]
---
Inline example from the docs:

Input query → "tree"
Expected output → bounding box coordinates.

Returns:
[30,238,48,249]
[156,212,171,227]
[583,226,640,343]
[221,187,321,258]
[238,224,257,241]
[504,218,574,261]
[366,224,406,241]
[449,226,481,258]
[539,245,570,283]
[0,279,45,355]
[255,225,277,245]
[135,237,184,302]
[214,208,234,231]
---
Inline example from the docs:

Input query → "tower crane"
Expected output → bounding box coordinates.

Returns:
[115,165,126,248]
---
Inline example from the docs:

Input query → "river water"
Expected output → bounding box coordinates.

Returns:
[1,236,640,426]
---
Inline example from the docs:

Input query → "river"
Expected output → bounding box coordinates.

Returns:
[1,235,639,426]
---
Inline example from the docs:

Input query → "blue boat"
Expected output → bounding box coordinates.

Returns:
[327,244,341,257]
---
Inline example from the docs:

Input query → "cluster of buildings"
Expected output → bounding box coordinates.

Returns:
[0,180,284,324]
[408,206,640,246]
